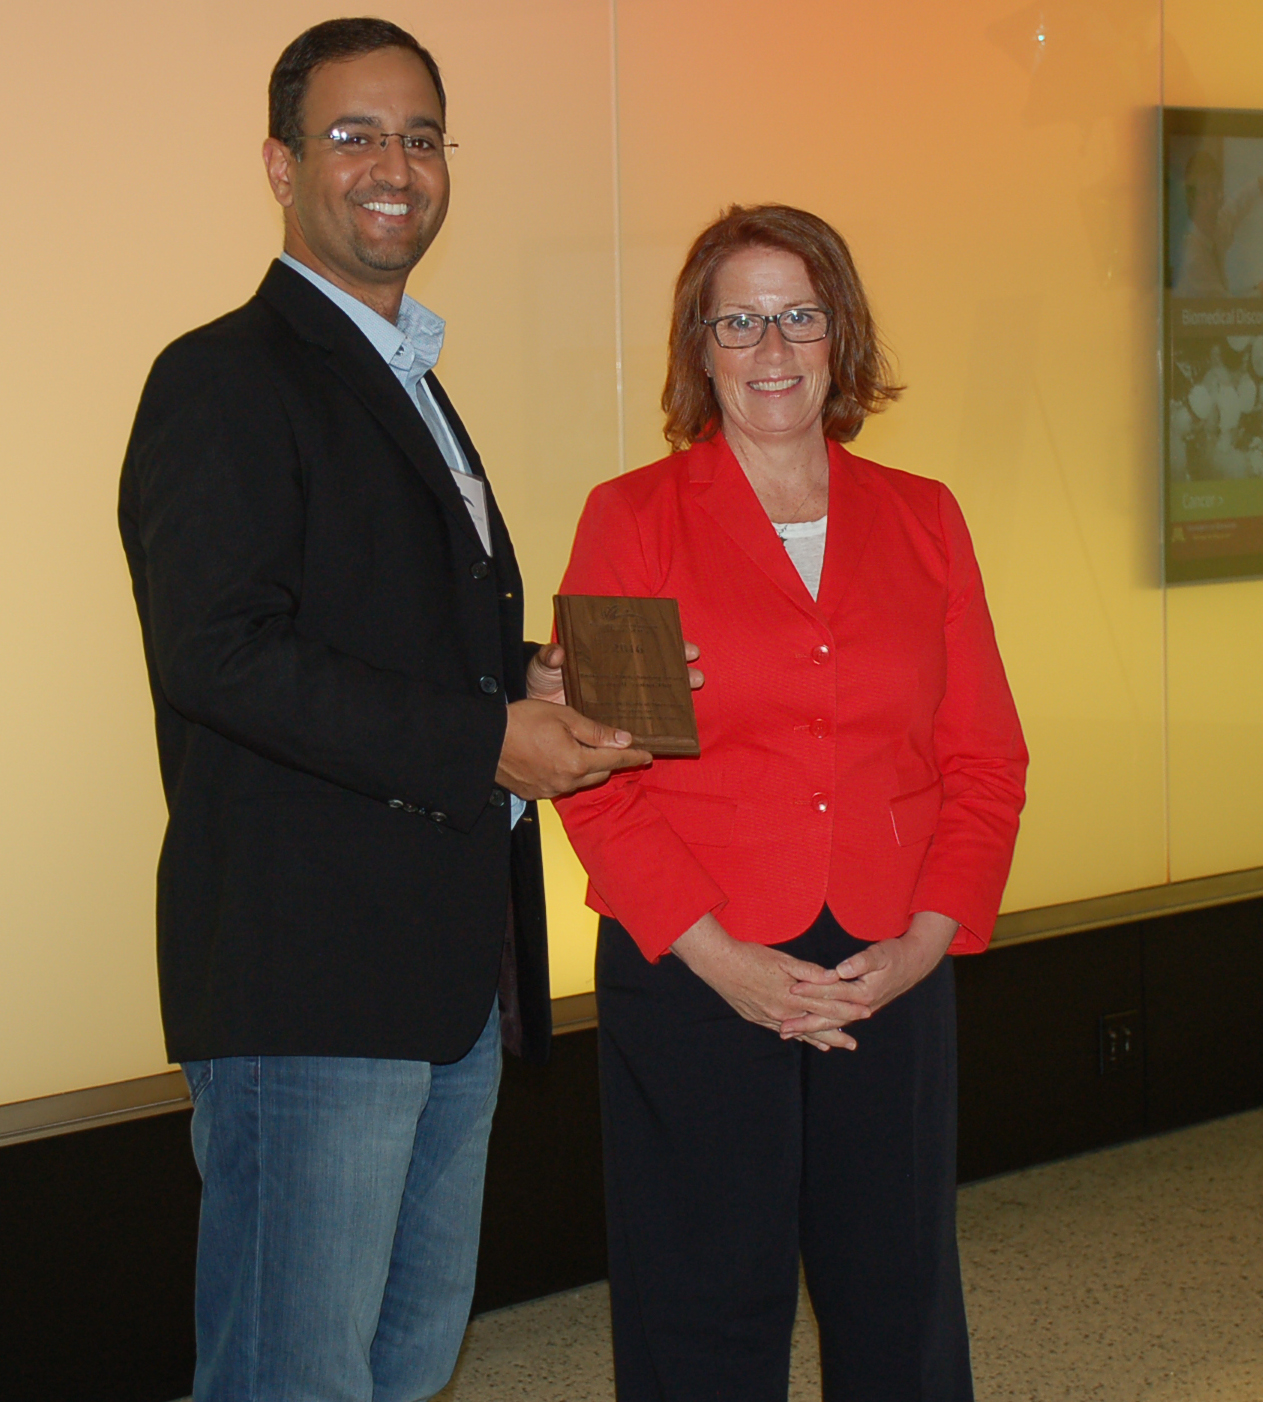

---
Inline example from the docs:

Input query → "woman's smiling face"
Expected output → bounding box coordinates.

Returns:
[704,246,834,447]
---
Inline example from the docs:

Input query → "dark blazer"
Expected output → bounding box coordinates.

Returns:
[119,261,550,1065]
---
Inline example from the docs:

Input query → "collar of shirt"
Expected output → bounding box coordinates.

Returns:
[278,253,446,389]
[278,253,472,486]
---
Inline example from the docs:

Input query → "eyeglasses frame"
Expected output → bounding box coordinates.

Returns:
[701,306,832,349]
[298,128,459,162]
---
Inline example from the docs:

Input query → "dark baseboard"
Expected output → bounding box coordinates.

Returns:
[473,1027,607,1313]
[0,1111,201,1402]
[954,896,1263,1180]
[3,899,1261,1400]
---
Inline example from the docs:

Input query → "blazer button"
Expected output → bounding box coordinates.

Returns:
[488,787,507,808]
[810,717,830,739]
[430,810,450,826]
[470,560,490,580]
[812,792,830,813]
[479,675,500,695]
[811,644,831,665]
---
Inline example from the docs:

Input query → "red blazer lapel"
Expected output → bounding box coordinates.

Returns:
[689,434,822,617]
[815,442,879,621]
[688,435,879,624]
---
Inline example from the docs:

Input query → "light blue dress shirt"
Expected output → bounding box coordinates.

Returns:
[279,254,525,827]
[280,253,471,475]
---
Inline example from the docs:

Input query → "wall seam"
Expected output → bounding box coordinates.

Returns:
[609,0,627,476]
[1159,0,1172,885]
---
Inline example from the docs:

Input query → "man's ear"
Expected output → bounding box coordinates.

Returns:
[263,138,297,209]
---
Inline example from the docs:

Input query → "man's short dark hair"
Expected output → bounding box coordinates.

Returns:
[269,17,447,151]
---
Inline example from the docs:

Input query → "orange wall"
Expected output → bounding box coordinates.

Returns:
[1,0,1261,1106]
[0,0,617,1103]
[615,0,1168,911]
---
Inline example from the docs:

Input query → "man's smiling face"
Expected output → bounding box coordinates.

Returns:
[265,45,450,307]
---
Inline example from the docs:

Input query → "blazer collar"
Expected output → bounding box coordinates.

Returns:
[255,260,483,551]
[687,432,878,621]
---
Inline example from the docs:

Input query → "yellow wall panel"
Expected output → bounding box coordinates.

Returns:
[0,1,617,1104]
[1167,580,1263,879]
[613,0,1168,912]
[395,1,622,1000]
[1163,0,1263,882]
[1164,0,1263,109]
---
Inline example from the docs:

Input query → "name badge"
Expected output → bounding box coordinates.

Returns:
[452,470,493,556]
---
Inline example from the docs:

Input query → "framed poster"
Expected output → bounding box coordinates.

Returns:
[1164,107,1263,582]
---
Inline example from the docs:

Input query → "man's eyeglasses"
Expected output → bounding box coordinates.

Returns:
[299,126,458,163]
[702,307,831,350]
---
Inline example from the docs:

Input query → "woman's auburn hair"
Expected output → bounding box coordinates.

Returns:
[661,204,903,451]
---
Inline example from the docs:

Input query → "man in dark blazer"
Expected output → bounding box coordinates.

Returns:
[118,19,648,1401]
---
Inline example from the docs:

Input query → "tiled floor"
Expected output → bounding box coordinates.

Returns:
[434,1109,1263,1401]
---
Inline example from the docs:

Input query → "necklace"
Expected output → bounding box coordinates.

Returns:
[770,471,828,538]
[729,439,829,534]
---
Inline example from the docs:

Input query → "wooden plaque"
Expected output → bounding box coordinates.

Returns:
[553,595,700,757]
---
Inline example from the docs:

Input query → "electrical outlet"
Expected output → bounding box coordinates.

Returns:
[1099,1009,1141,1075]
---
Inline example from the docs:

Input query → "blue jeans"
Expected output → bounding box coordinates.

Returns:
[183,1005,501,1402]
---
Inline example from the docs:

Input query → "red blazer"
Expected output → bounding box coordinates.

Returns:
[555,434,1027,963]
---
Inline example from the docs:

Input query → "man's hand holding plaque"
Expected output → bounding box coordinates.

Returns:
[553,596,702,757]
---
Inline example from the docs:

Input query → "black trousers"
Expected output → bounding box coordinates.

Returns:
[596,907,973,1402]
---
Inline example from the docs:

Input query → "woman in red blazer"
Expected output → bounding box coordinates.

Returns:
[555,205,1026,1402]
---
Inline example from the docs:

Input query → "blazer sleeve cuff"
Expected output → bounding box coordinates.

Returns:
[391,690,508,834]
[555,789,729,963]
[909,873,1000,954]
[588,876,728,964]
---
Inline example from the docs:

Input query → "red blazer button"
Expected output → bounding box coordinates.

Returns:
[811,645,831,664]
[811,792,829,813]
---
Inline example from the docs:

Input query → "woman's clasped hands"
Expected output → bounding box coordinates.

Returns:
[781,909,960,1049]
[672,909,959,1052]
[671,912,868,1051]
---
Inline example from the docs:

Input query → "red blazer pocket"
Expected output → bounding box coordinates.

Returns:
[889,780,944,847]
[645,790,738,847]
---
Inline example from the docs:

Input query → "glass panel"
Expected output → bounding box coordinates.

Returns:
[613,0,1167,911]
[1164,0,1263,880]
[0,0,623,1098]
[417,3,620,995]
